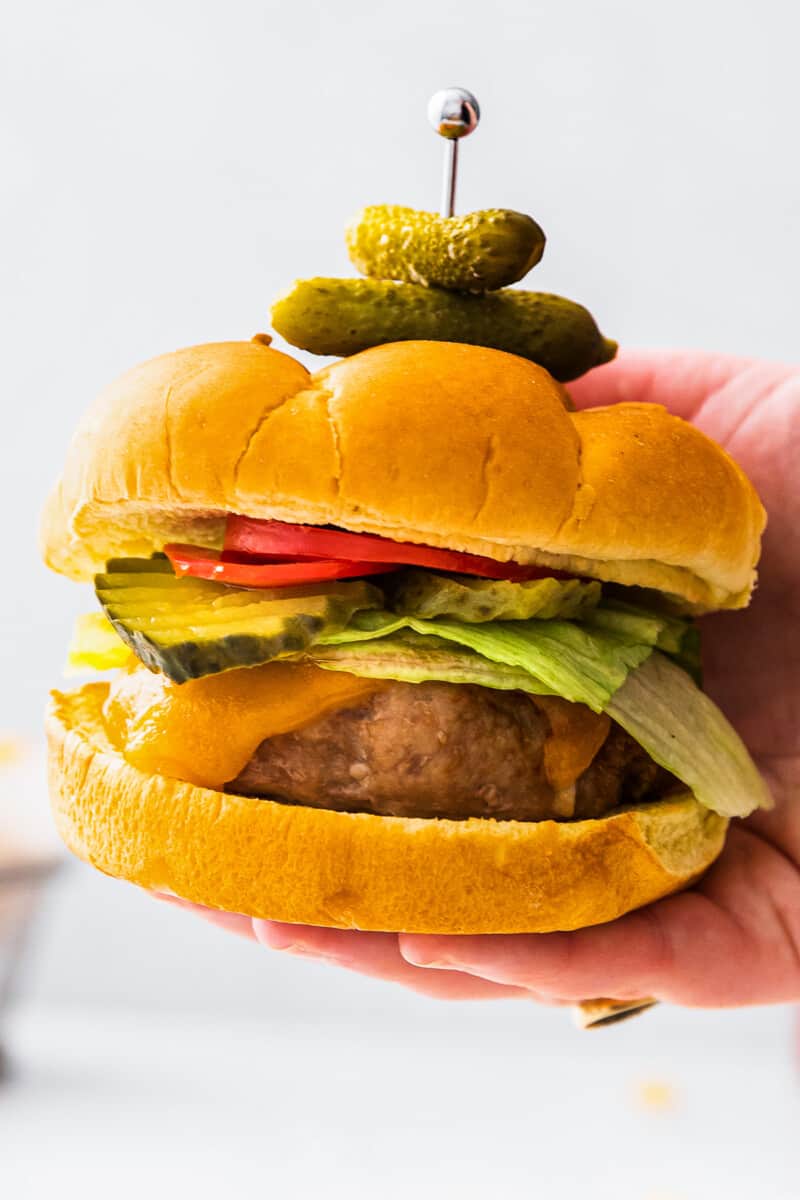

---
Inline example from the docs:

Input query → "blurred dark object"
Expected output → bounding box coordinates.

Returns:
[575,996,657,1028]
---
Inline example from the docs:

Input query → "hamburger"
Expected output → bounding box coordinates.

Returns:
[42,337,770,934]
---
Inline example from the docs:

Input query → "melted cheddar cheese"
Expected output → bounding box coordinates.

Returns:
[102,661,385,791]
[531,695,611,791]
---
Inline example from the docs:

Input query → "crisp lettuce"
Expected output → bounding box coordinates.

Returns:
[317,611,652,710]
[580,599,701,683]
[310,631,559,694]
[606,652,771,818]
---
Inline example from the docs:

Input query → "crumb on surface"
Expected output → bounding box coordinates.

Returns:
[0,735,26,768]
[635,1079,679,1112]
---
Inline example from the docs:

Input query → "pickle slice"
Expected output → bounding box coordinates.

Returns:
[271,278,616,382]
[95,558,383,682]
[386,571,602,623]
[345,206,545,292]
[104,555,174,574]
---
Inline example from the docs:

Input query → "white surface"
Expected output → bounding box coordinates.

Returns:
[1,1001,798,1199]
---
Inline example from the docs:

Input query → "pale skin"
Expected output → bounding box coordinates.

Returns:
[160,351,800,1008]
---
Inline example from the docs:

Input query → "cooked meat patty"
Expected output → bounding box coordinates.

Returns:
[228,680,673,822]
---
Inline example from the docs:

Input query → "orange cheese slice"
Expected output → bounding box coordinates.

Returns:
[103,661,384,791]
[531,695,611,791]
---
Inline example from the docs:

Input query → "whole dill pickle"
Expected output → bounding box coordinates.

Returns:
[345,205,546,292]
[271,278,616,382]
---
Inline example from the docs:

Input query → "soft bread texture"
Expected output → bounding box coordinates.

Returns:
[47,683,728,934]
[41,339,765,610]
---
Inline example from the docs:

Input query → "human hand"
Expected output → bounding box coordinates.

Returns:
[163,351,800,1007]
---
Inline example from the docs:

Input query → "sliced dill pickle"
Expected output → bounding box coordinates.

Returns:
[345,206,545,292]
[104,555,173,574]
[271,278,616,382]
[113,595,341,632]
[386,570,602,623]
[95,578,216,598]
[94,560,383,682]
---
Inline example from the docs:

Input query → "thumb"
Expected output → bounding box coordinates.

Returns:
[567,348,755,419]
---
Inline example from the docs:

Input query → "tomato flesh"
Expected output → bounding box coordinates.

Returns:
[224,517,551,582]
[164,545,398,588]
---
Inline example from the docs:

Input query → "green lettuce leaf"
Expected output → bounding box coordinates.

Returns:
[317,610,653,710]
[309,631,558,694]
[386,569,602,623]
[581,599,701,683]
[607,652,771,818]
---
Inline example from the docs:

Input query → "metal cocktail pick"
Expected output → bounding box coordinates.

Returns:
[427,87,480,218]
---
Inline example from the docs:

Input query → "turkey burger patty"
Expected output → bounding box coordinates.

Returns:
[229,679,675,822]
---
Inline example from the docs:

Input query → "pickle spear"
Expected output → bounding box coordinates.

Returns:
[346,206,545,292]
[271,278,616,382]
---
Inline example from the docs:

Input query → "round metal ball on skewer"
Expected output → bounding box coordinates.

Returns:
[427,87,480,139]
[427,87,480,218]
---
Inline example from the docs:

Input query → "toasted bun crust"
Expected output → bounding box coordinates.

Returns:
[46,683,728,934]
[40,339,765,610]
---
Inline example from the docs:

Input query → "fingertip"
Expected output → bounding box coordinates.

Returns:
[253,920,300,951]
[566,350,657,410]
[149,889,185,905]
[148,893,258,939]
[398,934,454,968]
[252,922,369,963]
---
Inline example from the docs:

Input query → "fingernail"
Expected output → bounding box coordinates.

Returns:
[255,925,297,951]
[255,926,342,962]
[270,936,299,952]
[401,950,450,968]
[272,940,350,966]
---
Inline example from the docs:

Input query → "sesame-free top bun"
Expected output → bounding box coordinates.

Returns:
[46,683,727,934]
[41,338,765,610]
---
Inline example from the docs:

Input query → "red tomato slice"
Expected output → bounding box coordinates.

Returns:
[224,517,553,582]
[163,545,398,588]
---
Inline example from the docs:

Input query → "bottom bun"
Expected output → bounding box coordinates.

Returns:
[46,683,728,935]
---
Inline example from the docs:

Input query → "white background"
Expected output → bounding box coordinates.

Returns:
[1,2,798,1195]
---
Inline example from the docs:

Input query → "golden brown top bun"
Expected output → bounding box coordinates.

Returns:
[41,339,765,610]
[47,682,728,934]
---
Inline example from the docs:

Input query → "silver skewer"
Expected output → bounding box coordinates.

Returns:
[427,87,480,218]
